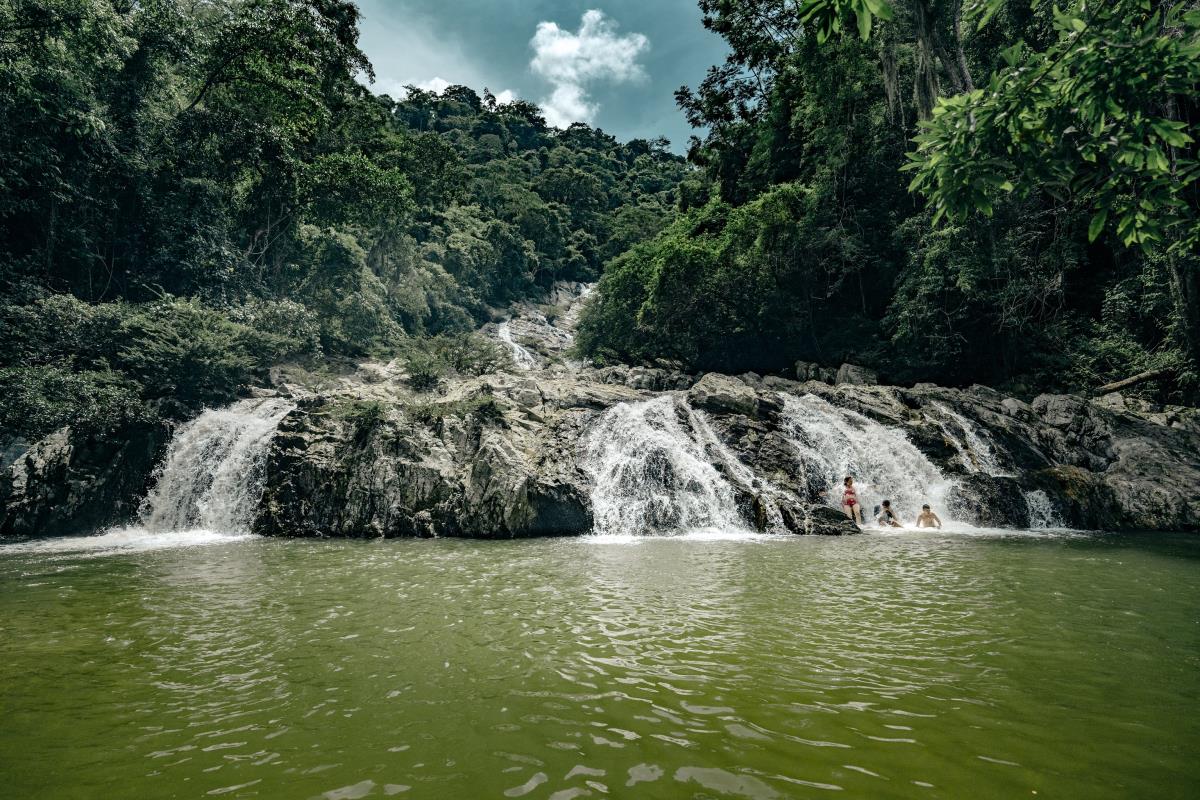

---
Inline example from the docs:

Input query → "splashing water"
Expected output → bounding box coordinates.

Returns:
[1023,489,1064,529]
[583,396,752,536]
[497,321,537,370]
[140,398,294,533]
[930,401,1013,476]
[780,394,954,523]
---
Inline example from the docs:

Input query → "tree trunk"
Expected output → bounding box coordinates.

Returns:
[1168,251,1200,370]
[1094,367,1176,396]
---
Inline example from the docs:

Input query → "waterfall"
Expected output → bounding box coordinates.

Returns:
[557,282,595,342]
[1023,490,1064,529]
[779,394,953,523]
[497,321,537,370]
[139,398,293,533]
[582,396,751,535]
[930,401,1012,476]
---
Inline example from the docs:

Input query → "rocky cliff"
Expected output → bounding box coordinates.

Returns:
[4,282,1199,539]
[242,364,1200,538]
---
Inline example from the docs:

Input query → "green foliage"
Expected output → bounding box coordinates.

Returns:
[906,2,1200,252]
[406,395,503,425]
[116,300,259,405]
[583,0,1198,401]
[580,183,888,370]
[0,0,689,436]
[0,366,153,441]
[404,350,444,392]
[401,332,510,391]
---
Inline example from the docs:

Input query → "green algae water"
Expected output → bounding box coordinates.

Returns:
[2,531,1198,799]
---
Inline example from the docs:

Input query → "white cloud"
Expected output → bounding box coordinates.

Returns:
[530,9,649,127]
[371,75,517,105]
[417,76,452,93]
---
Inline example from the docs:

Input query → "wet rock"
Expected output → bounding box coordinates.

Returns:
[799,504,863,535]
[1,425,167,537]
[946,475,1030,528]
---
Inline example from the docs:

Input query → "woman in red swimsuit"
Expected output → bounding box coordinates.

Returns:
[842,475,863,524]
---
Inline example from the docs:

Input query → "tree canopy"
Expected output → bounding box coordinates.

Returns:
[0,0,688,439]
[579,0,1199,401]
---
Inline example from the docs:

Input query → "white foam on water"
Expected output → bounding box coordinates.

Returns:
[585,527,778,545]
[0,527,254,556]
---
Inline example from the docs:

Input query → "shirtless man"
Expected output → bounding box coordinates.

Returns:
[915,504,942,529]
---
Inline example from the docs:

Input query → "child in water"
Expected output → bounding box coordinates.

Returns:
[841,476,863,524]
[916,504,942,529]
[875,500,902,528]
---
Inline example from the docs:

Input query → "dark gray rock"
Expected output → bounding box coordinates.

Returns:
[946,475,1030,528]
[836,363,879,386]
[1,425,168,537]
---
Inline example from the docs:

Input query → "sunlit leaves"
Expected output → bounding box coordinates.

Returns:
[797,0,893,43]
[906,0,1200,253]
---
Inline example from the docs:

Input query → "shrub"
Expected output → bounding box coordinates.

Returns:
[405,350,444,391]
[117,299,257,406]
[228,298,323,360]
[0,366,154,440]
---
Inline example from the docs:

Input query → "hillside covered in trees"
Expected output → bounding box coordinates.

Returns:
[2,0,1198,450]
[578,0,1200,404]
[0,0,688,441]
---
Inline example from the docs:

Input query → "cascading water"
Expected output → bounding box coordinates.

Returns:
[929,401,1013,476]
[779,394,953,523]
[1023,489,1064,529]
[139,397,294,533]
[583,396,750,535]
[557,283,595,343]
[497,321,537,370]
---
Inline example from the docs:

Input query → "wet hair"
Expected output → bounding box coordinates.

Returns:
[843,476,853,485]
[922,504,931,510]
[881,500,891,507]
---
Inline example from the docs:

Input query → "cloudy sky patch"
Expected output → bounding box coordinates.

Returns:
[354,0,727,149]
[530,10,649,127]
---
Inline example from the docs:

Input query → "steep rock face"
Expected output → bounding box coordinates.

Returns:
[249,364,1200,538]
[0,425,168,537]
[4,352,1198,538]
[253,377,642,539]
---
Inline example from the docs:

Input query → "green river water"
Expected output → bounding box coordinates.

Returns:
[1,529,1198,799]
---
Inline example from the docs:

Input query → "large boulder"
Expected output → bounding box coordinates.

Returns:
[836,363,879,386]
[688,372,760,417]
[1,424,167,537]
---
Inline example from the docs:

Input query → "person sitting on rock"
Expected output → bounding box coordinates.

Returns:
[915,504,943,529]
[841,476,863,525]
[875,500,902,528]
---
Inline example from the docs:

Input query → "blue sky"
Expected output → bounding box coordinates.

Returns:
[354,1,729,150]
